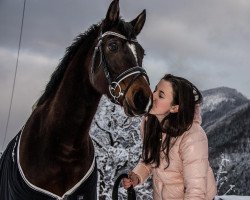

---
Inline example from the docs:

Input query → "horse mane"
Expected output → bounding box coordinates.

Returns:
[36,18,135,106]
[36,23,100,106]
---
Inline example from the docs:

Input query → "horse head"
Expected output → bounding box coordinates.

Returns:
[90,0,152,116]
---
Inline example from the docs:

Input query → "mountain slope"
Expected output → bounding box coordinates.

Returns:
[201,87,250,195]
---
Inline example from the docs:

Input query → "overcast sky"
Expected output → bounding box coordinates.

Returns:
[0,0,250,149]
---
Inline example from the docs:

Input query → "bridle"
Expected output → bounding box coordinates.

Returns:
[91,30,149,104]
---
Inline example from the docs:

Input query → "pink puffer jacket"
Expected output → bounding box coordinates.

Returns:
[133,106,217,200]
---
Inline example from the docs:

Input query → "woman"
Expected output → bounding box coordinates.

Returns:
[123,74,217,200]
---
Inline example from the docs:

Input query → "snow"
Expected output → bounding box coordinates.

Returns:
[215,196,250,200]
[202,93,235,112]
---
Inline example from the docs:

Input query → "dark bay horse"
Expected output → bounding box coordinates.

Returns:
[0,0,151,199]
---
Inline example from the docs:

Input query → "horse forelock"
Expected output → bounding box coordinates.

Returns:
[36,23,100,106]
[103,17,136,41]
[117,19,136,40]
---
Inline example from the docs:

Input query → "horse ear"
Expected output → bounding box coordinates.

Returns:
[130,9,146,36]
[105,0,120,23]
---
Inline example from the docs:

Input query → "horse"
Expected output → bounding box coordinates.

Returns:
[0,0,152,199]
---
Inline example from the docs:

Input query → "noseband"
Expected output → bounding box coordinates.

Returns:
[91,30,149,104]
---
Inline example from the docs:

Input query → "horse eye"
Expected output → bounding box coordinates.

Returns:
[108,42,118,52]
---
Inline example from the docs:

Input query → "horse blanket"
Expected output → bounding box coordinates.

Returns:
[0,132,97,200]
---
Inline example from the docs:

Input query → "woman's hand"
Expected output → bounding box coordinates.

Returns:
[122,172,140,189]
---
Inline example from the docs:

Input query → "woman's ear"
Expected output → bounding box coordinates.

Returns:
[170,105,179,113]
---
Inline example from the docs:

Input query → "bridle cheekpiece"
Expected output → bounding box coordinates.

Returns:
[91,30,149,104]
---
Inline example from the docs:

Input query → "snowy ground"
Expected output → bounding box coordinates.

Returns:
[215,196,250,200]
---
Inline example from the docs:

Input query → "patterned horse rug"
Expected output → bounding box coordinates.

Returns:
[0,132,97,200]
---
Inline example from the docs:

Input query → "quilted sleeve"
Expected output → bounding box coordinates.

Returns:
[180,125,209,200]
[132,160,152,184]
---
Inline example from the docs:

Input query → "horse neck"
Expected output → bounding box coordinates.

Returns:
[45,50,101,144]
[23,38,102,152]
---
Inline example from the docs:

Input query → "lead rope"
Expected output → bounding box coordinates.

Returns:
[2,0,26,152]
[112,174,136,200]
[112,128,136,200]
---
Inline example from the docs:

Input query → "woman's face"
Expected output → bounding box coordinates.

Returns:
[150,80,178,122]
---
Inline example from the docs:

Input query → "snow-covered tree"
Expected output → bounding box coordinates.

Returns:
[215,153,235,195]
[90,96,153,199]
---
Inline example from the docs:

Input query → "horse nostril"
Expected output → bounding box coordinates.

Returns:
[133,90,149,111]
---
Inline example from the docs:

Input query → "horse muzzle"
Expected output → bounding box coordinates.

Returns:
[123,89,152,117]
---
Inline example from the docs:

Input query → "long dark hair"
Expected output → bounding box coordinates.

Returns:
[142,74,202,168]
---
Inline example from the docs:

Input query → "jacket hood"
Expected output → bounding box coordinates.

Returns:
[193,104,202,125]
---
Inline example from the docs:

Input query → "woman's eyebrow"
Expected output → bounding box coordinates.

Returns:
[159,90,165,96]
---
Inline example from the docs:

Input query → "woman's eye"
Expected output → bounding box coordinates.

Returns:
[108,42,118,51]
